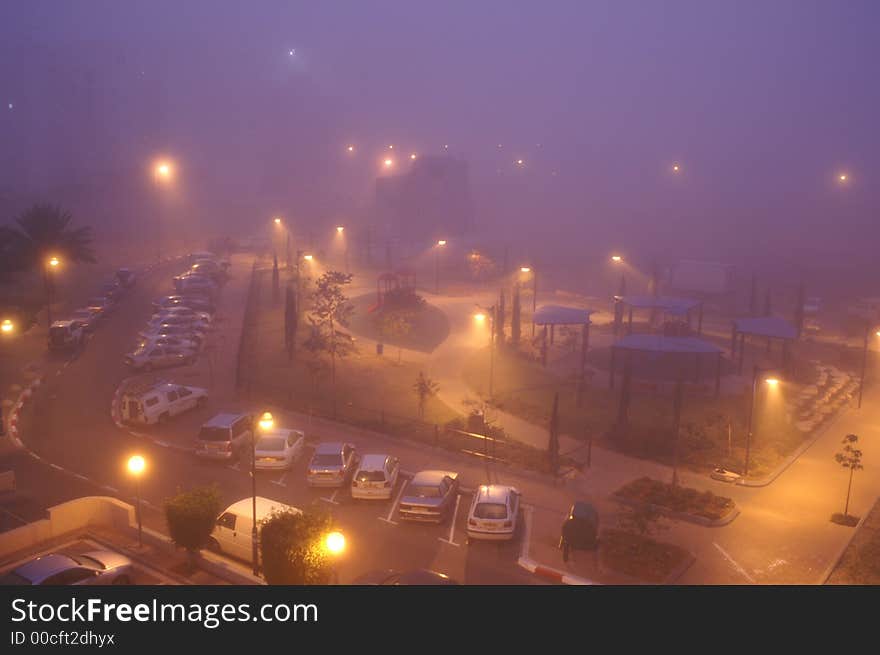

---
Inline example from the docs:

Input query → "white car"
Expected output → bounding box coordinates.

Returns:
[124,345,196,371]
[155,307,212,324]
[146,314,210,333]
[252,429,305,470]
[351,454,400,500]
[138,325,205,347]
[465,485,521,543]
[138,335,202,353]
[120,383,208,425]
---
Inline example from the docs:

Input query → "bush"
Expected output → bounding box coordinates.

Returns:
[260,509,334,585]
[616,477,734,521]
[164,486,222,566]
[381,287,426,313]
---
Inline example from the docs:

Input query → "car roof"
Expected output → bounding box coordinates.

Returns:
[358,454,391,470]
[203,413,248,428]
[475,484,518,503]
[51,320,74,328]
[223,496,300,520]
[314,441,350,454]
[13,554,79,582]
[411,470,458,485]
[256,428,299,441]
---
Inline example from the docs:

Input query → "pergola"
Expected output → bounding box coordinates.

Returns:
[609,333,725,397]
[613,295,704,336]
[533,305,594,369]
[730,316,797,374]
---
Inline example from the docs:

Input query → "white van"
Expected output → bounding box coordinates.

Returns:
[208,496,302,563]
[120,382,208,425]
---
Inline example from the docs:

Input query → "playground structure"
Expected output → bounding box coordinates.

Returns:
[371,269,418,313]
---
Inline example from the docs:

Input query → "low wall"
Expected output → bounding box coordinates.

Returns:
[0,496,134,560]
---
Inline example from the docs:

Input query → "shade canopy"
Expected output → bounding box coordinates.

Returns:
[611,334,724,354]
[733,316,798,341]
[533,305,594,326]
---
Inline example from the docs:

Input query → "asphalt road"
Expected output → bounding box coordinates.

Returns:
[5,255,541,584]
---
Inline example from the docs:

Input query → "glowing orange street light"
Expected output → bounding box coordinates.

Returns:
[347,145,354,153]
[611,255,623,263]
[516,159,524,165]
[437,240,447,247]
[336,226,345,234]
[325,531,346,555]
[520,266,531,274]
[765,378,780,387]
[303,254,314,261]
[154,161,173,181]
[672,163,680,172]
[258,412,274,431]
[127,454,146,547]
[384,158,394,168]
[388,144,394,150]
[410,153,417,160]
[839,173,848,182]
[274,217,282,225]
[48,256,60,268]
[474,312,486,323]
[1,319,13,334]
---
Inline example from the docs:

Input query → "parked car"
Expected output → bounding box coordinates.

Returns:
[100,281,123,302]
[209,497,301,563]
[0,551,134,585]
[155,307,212,324]
[146,314,210,333]
[352,569,458,585]
[351,454,400,500]
[174,274,218,296]
[138,335,202,353]
[195,413,254,461]
[153,294,216,315]
[138,325,205,349]
[120,382,207,425]
[48,320,86,351]
[69,307,101,332]
[190,261,225,283]
[253,428,305,470]
[124,345,196,371]
[306,442,358,487]
[115,268,136,288]
[86,296,112,316]
[398,470,459,523]
[465,484,520,543]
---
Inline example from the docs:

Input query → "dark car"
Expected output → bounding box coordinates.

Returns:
[352,569,458,585]
[0,551,134,585]
[100,281,123,302]
[115,268,136,288]
[559,501,599,562]
[152,295,216,315]
[398,470,459,523]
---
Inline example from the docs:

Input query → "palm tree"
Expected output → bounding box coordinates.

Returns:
[12,204,96,268]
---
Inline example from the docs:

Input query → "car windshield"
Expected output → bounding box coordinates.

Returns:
[198,427,230,442]
[356,470,385,482]
[256,437,286,451]
[407,485,440,498]
[88,298,105,306]
[474,502,508,519]
[311,454,342,466]
[71,554,103,569]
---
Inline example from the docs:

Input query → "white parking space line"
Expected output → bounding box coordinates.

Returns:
[379,481,406,525]
[439,494,462,547]
[227,462,241,472]
[320,489,340,505]
[713,542,756,584]
[270,470,289,487]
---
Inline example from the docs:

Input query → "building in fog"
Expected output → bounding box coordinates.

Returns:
[374,155,475,244]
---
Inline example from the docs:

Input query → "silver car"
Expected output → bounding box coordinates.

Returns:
[0,551,134,585]
[306,442,358,487]
[398,470,460,523]
[124,345,196,371]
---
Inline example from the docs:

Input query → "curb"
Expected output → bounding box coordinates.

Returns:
[737,404,848,488]
[5,375,43,450]
[820,506,872,584]
[517,556,596,585]
[611,494,740,527]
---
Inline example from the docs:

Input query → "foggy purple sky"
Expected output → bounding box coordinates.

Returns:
[1,1,878,270]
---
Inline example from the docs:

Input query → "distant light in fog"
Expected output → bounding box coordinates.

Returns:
[444,144,449,150]
[7,103,11,110]
[516,159,524,166]
[838,173,848,182]
[672,163,681,172]
[410,153,417,160]
[288,49,296,56]
[388,144,394,150]
[347,145,354,153]
[384,158,394,167]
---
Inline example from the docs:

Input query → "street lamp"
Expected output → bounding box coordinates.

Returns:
[274,217,282,225]
[336,226,344,234]
[251,411,274,575]
[1,319,13,334]
[384,158,394,168]
[743,367,781,479]
[434,240,447,294]
[45,256,60,329]
[303,254,314,262]
[153,159,174,262]
[324,530,345,584]
[611,255,623,263]
[520,266,537,338]
[126,455,146,547]
[475,305,497,399]
[857,324,878,409]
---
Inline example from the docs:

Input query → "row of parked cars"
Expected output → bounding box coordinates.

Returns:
[48,268,136,351]
[122,253,228,373]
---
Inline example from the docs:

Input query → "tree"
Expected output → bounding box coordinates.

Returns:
[11,204,96,268]
[260,509,334,585]
[413,371,439,419]
[381,309,414,363]
[547,392,560,476]
[835,434,864,518]
[511,282,522,348]
[618,503,664,537]
[793,282,805,339]
[305,271,356,389]
[284,284,298,360]
[749,274,758,316]
[467,250,496,282]
[496,289,506,348]
[164,486,222,570]
[272,253,280,304]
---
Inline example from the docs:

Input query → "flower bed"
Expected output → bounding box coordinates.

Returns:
[615,477,735,522]
[599,529,691,583]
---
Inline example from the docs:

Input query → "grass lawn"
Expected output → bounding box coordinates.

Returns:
[599,529,691,583]
[348,292,450,353]
[827,497,880,584]
[462,345,810,478]
[615,477,735,522]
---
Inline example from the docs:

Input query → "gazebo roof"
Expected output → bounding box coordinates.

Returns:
[617,295,701,316]
[533,305,594,326]
[611,334,724,354]
[733,316,797,340]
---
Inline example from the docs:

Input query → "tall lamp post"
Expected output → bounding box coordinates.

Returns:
[521,266,536,338]
[744,367,780,479]
[252,411,274,575]
[1,319,14,435]
[857,324,878,410]
[45,256,60,329]
[153,160,174,262]
[325,530,346,585]
[126,455,146,547]
[434,240,447,295]
[474,306,497,399]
